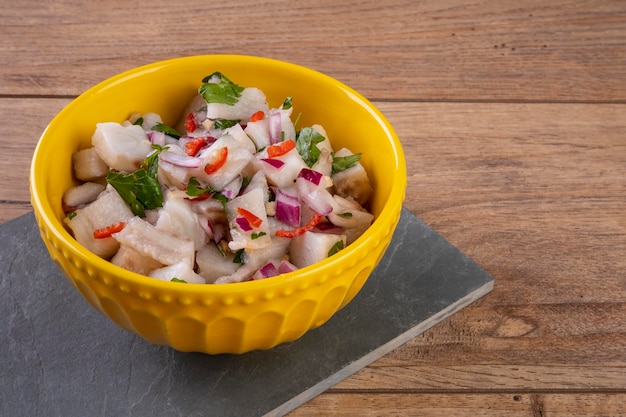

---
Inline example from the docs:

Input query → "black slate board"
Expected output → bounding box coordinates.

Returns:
[0,208,493,417]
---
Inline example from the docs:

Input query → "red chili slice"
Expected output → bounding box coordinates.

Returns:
[204,147,228,175]
[236,207,263,228]
[184,137,207,156]
[93,222,125,239]
[184,113,197,133]
[275,213,323,238]
[250,110,265,122]
[267,139,295,158]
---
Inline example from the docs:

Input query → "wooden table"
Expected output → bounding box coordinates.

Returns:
[2,0,625,415]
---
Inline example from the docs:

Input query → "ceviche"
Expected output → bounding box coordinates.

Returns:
[62,72,374,284]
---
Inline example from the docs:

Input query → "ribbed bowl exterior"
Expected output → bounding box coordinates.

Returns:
[33,206,401,354]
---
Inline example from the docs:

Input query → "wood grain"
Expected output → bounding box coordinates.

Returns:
[288,393,626,416]
[1,0,625,101]
[1,0,625,415]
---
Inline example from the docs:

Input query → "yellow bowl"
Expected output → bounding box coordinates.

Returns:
[30,55,406,354]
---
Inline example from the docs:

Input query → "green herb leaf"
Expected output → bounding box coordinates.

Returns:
[152,123,181,139]
[106,168,163,218]
[331,153,362,175]
[186,177,229,207]
[67,211,77,220]
[170,277,187,283]
[251,231,267,240]
[199,72,244,105]
[296,127,325,167]
[282,96,293,110]
[328,240,345,257]
[293,112,302,129]
[133,117,144,126]
[142,144,168,179]
[233,249,245,264]
[213,119,240,130]
[337,212,353,218]
[185,176,214,197]
[241,176,252,189]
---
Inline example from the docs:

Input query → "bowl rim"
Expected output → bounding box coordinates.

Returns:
[30,54,407,295]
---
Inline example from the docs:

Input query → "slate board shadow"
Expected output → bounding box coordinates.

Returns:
[0,208,493,417]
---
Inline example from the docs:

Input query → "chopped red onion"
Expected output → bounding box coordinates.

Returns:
[313,222,344,234]
[252,262,279,280]
[298,168,323,186]
[235,216,252,232]
[296,177,334,216]
[261,158,285,169]
[277,260,298,274]
[148,131,166,146]
[275,188,300,227]
[222,176,243,199]
[268,111,282,144]
[159,150,203,168]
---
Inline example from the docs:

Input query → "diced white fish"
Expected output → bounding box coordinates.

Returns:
[112,216,195,268]
[155,193,208,251]
[72,147,109,181]
[92,122,153,173]
[149,261,206,284]
[63,186,135,259]
[205,87,269,121]
[195,135,254,190]
[63,181,106,209]
[331,147,373,206]
[195,242,240,283]
[327,195,375,244]
[289,231,346,269]
[111,244,163,276]
[226,187,271,251]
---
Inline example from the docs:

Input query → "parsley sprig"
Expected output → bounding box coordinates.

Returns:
[106,145,168,218]
[331,152,362,175]
[199,72,244,105]
[152,123,181,139]
[185,177,228,206]
[296,127,325,167]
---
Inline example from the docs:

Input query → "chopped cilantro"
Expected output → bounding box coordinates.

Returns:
[296,127,325,167]
[185,177,229,206]
[152,123,181,139]
[241,176,252,189]
[133,117,144,126]
[251,231,267,240]
[337,212,353,218]
[213,119,240,130]
[233,249,245,264]
[293,112,302,129]
[67,211,77,220]
[107,169,162,218]
[106,145,167,217]
[331,152,362,175]
[282,96,293,110]
[328,240,345,257]
[185,176,215,197]
[170,277,187,283]
[199,72,244,105]
[142,144,168,179]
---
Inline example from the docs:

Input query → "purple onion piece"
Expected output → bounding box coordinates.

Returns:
[159,150,203,168]
[235,216,252,232]
[261,158,285,169]
[298,168,323,185]
[268,112,283,144]
[275,188,301,227]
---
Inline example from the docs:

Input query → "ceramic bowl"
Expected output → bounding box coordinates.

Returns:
[30,55,406,354]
